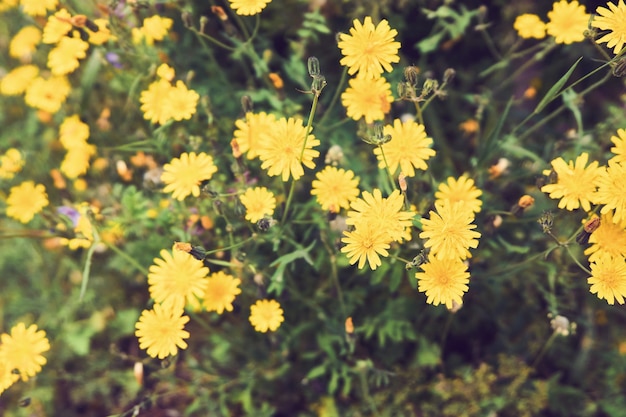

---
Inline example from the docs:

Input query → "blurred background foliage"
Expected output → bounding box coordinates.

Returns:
[2,0,626,416]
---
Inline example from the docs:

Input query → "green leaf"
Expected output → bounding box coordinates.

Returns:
[534,57,583,114]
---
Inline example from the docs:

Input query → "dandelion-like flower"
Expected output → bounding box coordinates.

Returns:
[346,189,414,243]
[133,15,173,45]
[514,14,547,39]
[9,26,41,60]
[0,357,19,395]
[202,271,242,314]
[338,16,401,79]
[0,323,50,381]
[148,248,209,312]
[416,255,470,308]
[420,201,480,260]
[135,303,190,359]
[0,148,24,179]
[435,175,483,214]
[540,153,603,211]
[596,160,626,224]
[341,76,393,124]
[546,0,590,44]
[341,222,391,270]
[6,181,49,223]
[20,0,57,16]
[139,79,174,125]
[167,80,199,122]
[161,152,218,200]
[47,36,89,75]
[249,299,284,332]
[24,76,70,113]
[588,253,626,305]
[239,187,276,223]
[228,0,272,15]
[592,0,626,55]
[42,9,72,44]
[311,166,360,212]
[609,128,626,164]
[232,112,277,159]
[585,212,626,263]
[257,117,320,181]
[0,65,39,96]
[373,119,435,177]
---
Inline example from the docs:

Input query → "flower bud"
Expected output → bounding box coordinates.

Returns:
[307,57,321,77]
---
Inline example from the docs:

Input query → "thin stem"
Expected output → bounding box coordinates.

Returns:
[188,27,235,51]
[105,241,149,275]
[318,66,348,127]
[531,332,559,370]
[377,144,397,191]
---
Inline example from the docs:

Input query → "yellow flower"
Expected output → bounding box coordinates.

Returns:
[9,26,41,60]
[161,152,218,200]
[202,271,242,314]
[597,160,626,224]
[341,222,391,270]
[609,128,626,164]
[346,189,414,243]
[249,299,284,332]
[135,303,190,359]
[513,14,547,39]
[0,65,39,95]
[61,147,96,178]
[341,76,393,124]
[546,0,590,44]
[0,148,24,179]
[435,175,483,214]
[373,119,435,177]
[140,79,174,124]
[311,166,360,212]
[59,115,90,147]
[87,18,112,45]
[6,181,49,223]
[588,253,626,305]
[156,63,175,81]
[134,15,173,45]
[228,0,272,15]
[0,323,50,381]
[232,112,277,159]
[20,0,58,16]
[239,187,276,223]
[416,255,470,308]
[585,212,626,263]
[24,75,70,113]
[257,117,320,181]
[540,153,603,211]
[0,0,18,12]
[58,115,95,178]
[47,36,90,75]
[167,80,199,121]
[338,16,401,79]
[419,201,480,261]
[0,357,19,395]
[592,0,626,55]
[148,248,210,312]
[42,9,73,44]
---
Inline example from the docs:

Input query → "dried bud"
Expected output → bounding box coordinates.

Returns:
[443,68,456,83]
[211,6,228,21]
[199,16,209,33]
[181,11,193,28]
[576,217,601,245]
[422,79,438,96]
[538,211,554,233]
[550,314,575,336]
[324,145,344,166]
[241,95,253,113]
[398,172,407,192]
[134,362,144,385]
[307,56,321,77]
[403,66,420,85]
[612,57,626,77]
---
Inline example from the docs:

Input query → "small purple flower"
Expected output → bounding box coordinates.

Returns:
[106,52,123,69]
[57,206,80,227]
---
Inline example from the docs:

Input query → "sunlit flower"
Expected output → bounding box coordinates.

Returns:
[0,148,24,179]
[202,271,242,314]
[166,81,199,121]
[9,26,41,60]
[59,115,90,147]
[514,14,547,39]
[592,0,626,54]
[373,119,435,177]
[156,63,175,81]
[0,323,50,381]
[148,248,210,312]
[416,255,470,308]
[0,65,39,95]
[140,79,173,125]
[61,147,96,178]
[609,128,626,164]
[596,160,626,224]
[346,189,414,243]
[311,166,360,212]
[435,175,483,214]
[20,0,57,16]
[341,222,390,270]
[86,18,113,45]
[42,9,73,44]
[228,0,272,15]
[420,201,480,260]
[257,117,320,181]
[6,181,49,223]
[338,16,401,79]
[546,0,589,44]
[0,0,18,13]
[239,187,276,223]
[24,75,71,113]
[588,253,626,305]
[0,357,19,395]
[133,15,173,45]
[341,76,393,124]
[161,152,218,200]
[249,299,284,332]
[232,112,277,159]
[135,303,190,359]
[47,36,89,75]
[540,153,603,211]
[585,212,626,263]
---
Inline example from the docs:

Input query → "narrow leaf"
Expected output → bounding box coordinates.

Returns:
[534,57,582,114]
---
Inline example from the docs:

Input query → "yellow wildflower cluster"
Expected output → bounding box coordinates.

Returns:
[513,1,589,44]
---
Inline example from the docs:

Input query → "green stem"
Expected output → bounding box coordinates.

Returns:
[105,241,149,275]
[377,144,397,191]
[531,332,558,370]
[188,27,235,51]
[318,66,348,127]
